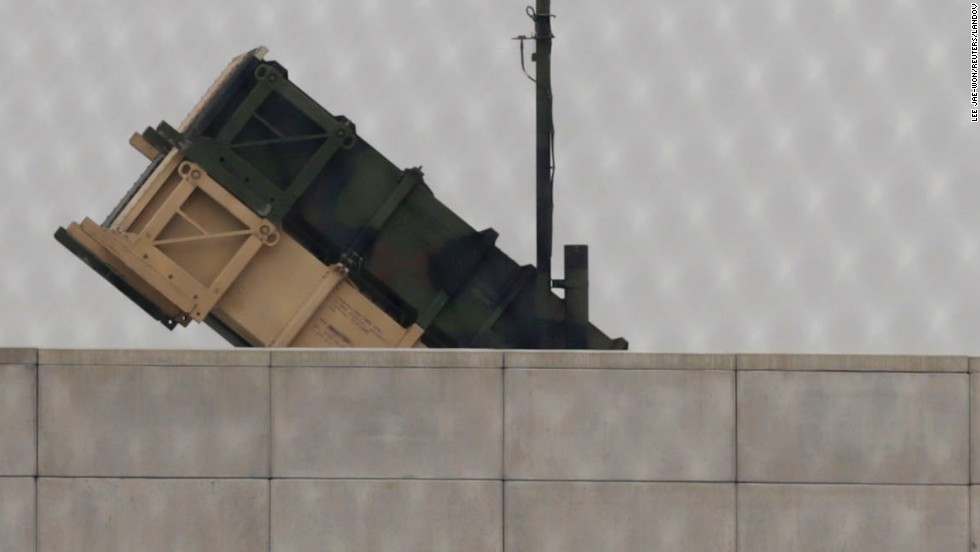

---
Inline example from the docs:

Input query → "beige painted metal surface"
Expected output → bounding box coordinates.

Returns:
[63,152,423,348]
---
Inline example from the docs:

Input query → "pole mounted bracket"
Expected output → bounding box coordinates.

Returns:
[526,5,556,26]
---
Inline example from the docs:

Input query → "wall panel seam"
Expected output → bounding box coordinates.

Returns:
[735,355,742,552]
[267,354,272,552]
[501,365,506,552]
[35,353,39,552]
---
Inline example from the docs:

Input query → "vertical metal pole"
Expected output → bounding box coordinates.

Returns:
[564,245,589,348]
[534,0,555,343]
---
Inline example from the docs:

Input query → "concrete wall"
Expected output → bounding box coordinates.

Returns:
[0,348,975,551]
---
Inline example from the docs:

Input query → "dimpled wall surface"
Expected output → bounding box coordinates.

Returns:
[0,0,976,352]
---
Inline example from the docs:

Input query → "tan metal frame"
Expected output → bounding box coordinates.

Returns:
[79,157,277,324]
[64,150,424,348]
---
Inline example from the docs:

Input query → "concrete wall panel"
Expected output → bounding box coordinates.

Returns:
[506,369,734,480]
[505,482,734,552]
[39,365,269,477]
[738,371,968,484]
[738,484,968,552]
[0,365,35,476]
[0,478,34,552]
[272,479,501,552]
[37,478,268,552]
[273,367,501,478]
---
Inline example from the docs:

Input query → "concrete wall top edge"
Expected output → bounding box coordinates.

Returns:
[0,348,37,364]
[737,354,968,373]
[22,349,979,372]
[38,349,270,366]
[504,351,735,370]
[270,349,504,368]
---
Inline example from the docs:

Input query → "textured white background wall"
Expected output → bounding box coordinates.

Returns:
[0,0,975,352]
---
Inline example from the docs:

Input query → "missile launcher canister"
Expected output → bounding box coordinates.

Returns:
[56,47,627,350]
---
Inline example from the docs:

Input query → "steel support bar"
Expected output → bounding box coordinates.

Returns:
[341,168,424,270]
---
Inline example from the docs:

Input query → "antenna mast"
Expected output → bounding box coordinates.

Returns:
[521,1,590,348]
[533,0,554,332]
